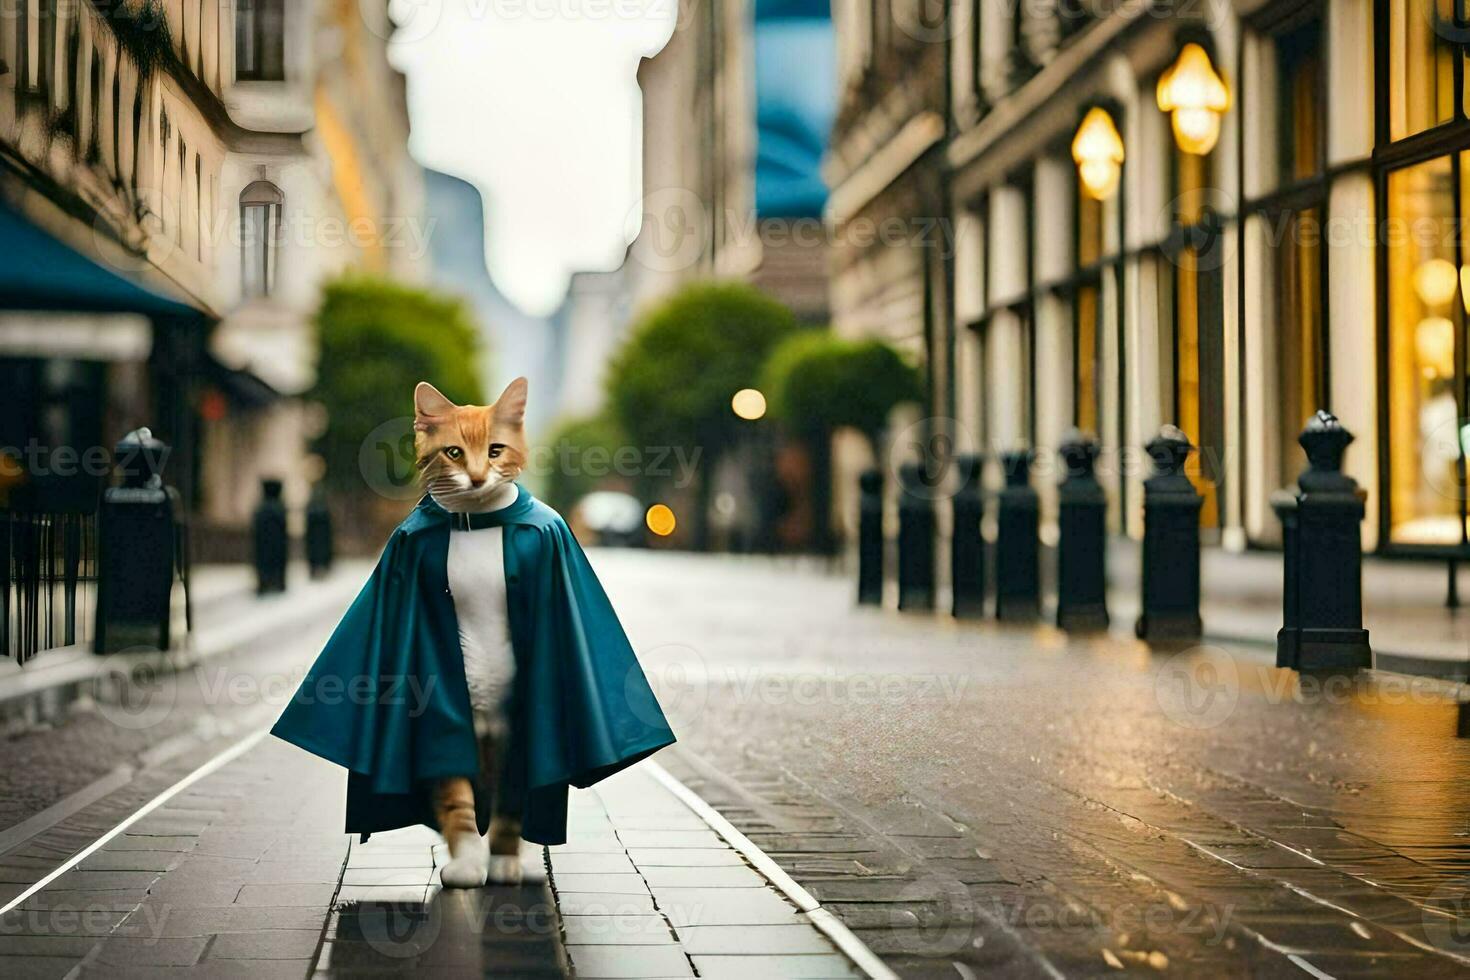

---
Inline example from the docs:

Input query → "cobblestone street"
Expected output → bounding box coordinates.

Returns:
[596,551,1470,978]
[6,550,1470,977]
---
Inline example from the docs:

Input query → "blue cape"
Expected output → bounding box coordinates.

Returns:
[270,487,675,844]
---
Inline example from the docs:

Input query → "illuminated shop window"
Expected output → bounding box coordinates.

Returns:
[1271,17,1327,488]
[1387,0,1456,141]
[1074,181,1102,435]
[1385,155,1469,546]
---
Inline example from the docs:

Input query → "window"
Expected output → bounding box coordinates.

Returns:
[112,61,122,176]
[1386,0,1456,141]
[195,157,203,260]
[1385,155,1468,546]
[1172,145,1226,528]
[176,139,186,246]
[131,78,144,194]
[1263,16,1329,492]
[236,0,285,81]
[1074,181,1103,434]
[240,181,283,298]
[88,50,102,162]
[38,0,57,98]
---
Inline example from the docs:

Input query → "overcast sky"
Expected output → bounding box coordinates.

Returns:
[389,0,677,316]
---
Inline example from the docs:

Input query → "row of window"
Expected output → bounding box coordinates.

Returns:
[11,1,285,93]
[9,3,286,299]
[956,1,1470,552]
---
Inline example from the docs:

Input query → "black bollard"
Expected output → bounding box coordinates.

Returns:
[305,485,334,579]
[896,462,935,610]
[94,428,184,653]
[1272,411,1371,672]
[1055,432,1109,630]
[994,450,1040,621]
[1135,426,1203,644]
[951,454,986,618]
[253,479,289,595]
[857,468,884,606]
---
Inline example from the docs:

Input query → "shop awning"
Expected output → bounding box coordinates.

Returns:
[0,200,206,321]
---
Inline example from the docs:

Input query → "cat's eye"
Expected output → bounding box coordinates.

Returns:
[489,443,505,459]
[444,446,463,461]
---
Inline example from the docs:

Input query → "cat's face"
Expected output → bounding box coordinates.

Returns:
[414,378,529,509]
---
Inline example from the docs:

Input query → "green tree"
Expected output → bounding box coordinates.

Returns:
[762,332,923,550]
[311,275,483,504]
[605,282,803,547]
[540,412,628,517]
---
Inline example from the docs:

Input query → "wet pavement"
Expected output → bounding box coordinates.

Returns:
[595,549,1470,978]
[7,548,1470,977]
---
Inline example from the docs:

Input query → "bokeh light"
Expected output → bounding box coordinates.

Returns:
[646,503,677,536]
[731,388,767,420]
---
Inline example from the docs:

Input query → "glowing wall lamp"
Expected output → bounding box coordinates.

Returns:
[1416,317,1455,379]
[1072,106,1125,201]
[1156,43,1230,156]
[1415,258,1458,309]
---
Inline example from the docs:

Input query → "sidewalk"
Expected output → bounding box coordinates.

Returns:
[0,729,878,978]
[0,561,368,729]
[1108,541,1470,677]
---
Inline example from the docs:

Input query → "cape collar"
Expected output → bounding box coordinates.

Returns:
[419,484,535,530]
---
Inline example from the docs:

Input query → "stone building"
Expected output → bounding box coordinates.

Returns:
[829,0,1437,571]
[0,1,424,555]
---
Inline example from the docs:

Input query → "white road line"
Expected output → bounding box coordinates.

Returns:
[0,728,268,917]
[642,759,900,980]
[1288,954,1337,979]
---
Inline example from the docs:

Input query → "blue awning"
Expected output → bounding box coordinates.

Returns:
[0,201,207,321]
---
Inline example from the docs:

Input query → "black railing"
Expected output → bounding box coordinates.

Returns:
[2,507,98,663]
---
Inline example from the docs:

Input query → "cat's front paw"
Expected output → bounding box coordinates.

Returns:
[439,837,490,888]
[486,854,523,885]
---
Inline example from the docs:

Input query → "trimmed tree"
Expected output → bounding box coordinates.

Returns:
[605,282,803,548]
[311,275,482,534]
[761,333,923,551]
[540,412,629,518]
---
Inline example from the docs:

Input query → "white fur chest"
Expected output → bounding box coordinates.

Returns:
[445,526,515,721]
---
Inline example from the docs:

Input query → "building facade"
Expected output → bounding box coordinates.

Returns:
[629,0,835,322]
[828,0,1458,563]
[0,2,423,556]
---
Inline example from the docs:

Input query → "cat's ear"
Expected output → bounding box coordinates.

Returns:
[414,382,456,428]
[494,377,528,426]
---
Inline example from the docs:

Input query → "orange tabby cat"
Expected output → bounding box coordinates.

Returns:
[414,378,529,506]
[413,378,530,886]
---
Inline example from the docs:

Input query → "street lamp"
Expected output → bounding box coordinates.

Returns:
[1156,42,1230,156]
[1071,106,1124,201]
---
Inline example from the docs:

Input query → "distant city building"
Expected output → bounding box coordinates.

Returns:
[629,0,836,322]
[423,169,556,437]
